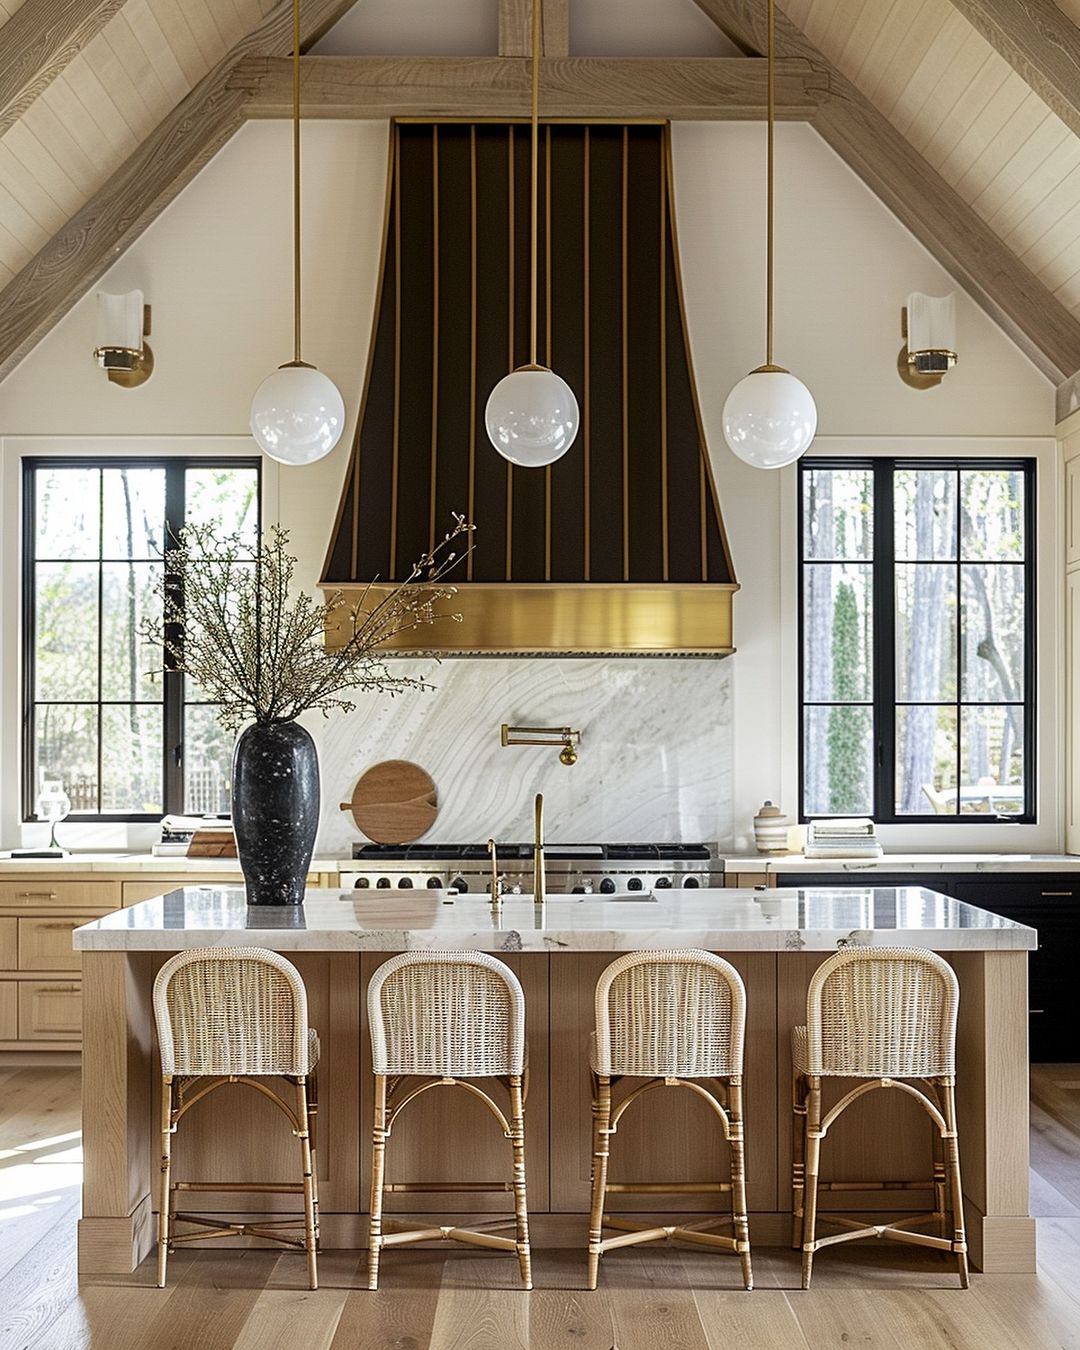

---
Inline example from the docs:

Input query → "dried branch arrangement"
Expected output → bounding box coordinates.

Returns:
[143,515,473,730]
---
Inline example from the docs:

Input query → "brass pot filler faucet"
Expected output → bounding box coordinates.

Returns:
[489,724,581,913]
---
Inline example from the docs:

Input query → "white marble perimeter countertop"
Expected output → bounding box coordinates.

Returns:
[72,885,1036,953]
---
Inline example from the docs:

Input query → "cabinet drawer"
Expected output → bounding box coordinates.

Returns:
[0,918,15,969]
[18,981,82,1041]
[0,880,119,910]
[18,917,94,972]
[0,982,16,1039]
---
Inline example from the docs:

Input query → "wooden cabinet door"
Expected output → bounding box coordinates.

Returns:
[0,918,16,970]
[0,983,16,1040]
[18,981,82,1041]
[18,917,95,972]
[0,880,119,909]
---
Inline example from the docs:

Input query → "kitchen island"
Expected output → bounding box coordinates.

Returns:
[73,886,1036,1276]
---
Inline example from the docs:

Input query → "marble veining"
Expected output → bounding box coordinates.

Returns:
[309,657,733,851]
[72,885,1037,953]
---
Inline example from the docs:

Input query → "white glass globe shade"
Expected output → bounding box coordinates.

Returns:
[250,364,346,465]
[721,368,817,469]
[484,368,580,467]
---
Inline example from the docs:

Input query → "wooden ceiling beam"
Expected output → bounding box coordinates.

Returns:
[691,0,1080,383]
[948,0,1080,142]
[233,54,828,121]
[0,0,356,383]
[498,0,570,57]
[0,0,128,139]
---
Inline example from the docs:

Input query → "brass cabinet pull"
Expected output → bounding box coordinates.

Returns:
[1040,890,1072,896]
[15,891,58,899]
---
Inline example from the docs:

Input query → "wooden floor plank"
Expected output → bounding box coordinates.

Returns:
[0,1196,81,1350]
[232,1286,348,1350]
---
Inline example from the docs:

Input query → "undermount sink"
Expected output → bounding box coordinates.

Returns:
[449,891,659,904]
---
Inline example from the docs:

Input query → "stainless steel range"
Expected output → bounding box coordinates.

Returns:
[339,843,724,895]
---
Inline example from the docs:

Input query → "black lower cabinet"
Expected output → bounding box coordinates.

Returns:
[774,871,1076,1063]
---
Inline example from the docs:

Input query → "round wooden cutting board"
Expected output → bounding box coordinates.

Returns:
[340,760,438,844]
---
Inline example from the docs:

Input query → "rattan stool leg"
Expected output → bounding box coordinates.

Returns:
[308,1066,320,1245]
[508,1074,533,1290]
[791,1067,807,1251]
[801,1075,822,1290]
[368,1073,388,1290]
[942,1081,969,1289]
[728,1079,753,1291]
[930,1098,947,1242]
[586,1072,613,1290]
[294,1078,318,1290]
[157,1077,173,1288]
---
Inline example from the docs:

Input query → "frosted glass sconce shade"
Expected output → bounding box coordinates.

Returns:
[94,290,153,386]
[721,367,818,469]
[485,367,580,467]
[906,292,957,376]
[250,363,346,465]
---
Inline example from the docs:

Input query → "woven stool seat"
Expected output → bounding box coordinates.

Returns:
[586,950,752,1291]
[791,945,968,1289]
[366,951,532,1290]
[153,946,320,1290]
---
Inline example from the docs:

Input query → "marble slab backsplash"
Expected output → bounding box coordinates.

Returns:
[312,657,734,852]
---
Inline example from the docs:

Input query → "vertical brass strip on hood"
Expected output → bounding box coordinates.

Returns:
[320,121,738,656]
[389,127,402,580]
[429,126,440,554]
[583,125,591,584]
[506,125,515,583]
[467,125,477,582]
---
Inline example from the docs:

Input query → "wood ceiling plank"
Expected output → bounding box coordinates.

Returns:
[0,0,128,139]
[864,5,951,122]
[855,0,938,108]
[920,52,1011,173]
[234,55,829,120]
[61,51,141,158]
[955,91,1055,201]
[498,0,569,57]
[948,0,1080,143]
[888,12,974,137]
[1,121,82,213]
[0,138,67,226]
[18,93,101,192]
[0,0,357,382]
[693,0,1080,379]
[937,68,1031,188]
[122,0,188,103]
[982,122,1079,234]
[840,0,903,86]
[1009,161,1080,263]
[98,14,171,120]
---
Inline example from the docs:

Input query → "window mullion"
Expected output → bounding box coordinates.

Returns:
[162,464,186,814]
[872,462,896,821]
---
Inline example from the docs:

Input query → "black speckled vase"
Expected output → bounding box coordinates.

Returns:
[232,720,320,906]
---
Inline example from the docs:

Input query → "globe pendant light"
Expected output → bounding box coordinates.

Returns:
[485,0,579,468]
[721,0,816,470]
[250,0,345,465]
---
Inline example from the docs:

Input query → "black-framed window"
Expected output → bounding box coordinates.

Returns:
[798,458,1035,823]
[23,457,260,822]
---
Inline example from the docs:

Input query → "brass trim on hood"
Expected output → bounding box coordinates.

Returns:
[323,582,737,656]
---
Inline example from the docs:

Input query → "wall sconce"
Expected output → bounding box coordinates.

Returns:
[94,290,154,387]
[500,724,581,767]
[898,292,956,389]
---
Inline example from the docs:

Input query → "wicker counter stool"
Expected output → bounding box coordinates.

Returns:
[791,945,968,1289]
[366,950,532,1290]
[152,947,320,1290]
[587,949,752,1291]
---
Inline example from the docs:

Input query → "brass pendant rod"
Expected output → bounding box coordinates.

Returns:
[529,0,541,369]
[765,0,774,369]
[292,0,302,365]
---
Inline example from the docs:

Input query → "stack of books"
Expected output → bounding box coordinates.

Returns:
[804,817,883,860]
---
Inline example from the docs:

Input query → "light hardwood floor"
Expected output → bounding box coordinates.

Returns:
[1,1066,1079,1350]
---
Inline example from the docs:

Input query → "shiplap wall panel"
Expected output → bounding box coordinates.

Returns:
[780,0,1080,321]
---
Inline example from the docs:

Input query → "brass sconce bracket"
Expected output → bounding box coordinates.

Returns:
[500,724,581,766]
[95,304,154,388]
[897,305,955,390]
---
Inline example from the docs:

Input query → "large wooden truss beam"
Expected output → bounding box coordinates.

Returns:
[948,0,1080,143]
[692,0,1080,382]
[0,0,127,139]
[232,54,827,121]
[0,0,355,383]
[498,0,569,56]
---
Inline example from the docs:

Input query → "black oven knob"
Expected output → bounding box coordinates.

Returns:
[397,877,413,888]
[627,877,643,891]
[450,876,469,893]
[376,877,391,888]
[426,876,443,889]
[572,885,586,894]
[682,876,700,888]
[655,876,672,889]
[353,876,370,888]
[599,877,616,894]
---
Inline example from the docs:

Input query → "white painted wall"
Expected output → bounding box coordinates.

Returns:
[0,119,1059,851]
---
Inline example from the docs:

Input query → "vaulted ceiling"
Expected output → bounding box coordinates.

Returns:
[1,0,1080,399]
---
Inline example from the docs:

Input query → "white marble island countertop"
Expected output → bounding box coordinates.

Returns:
[72,885,1036,953]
